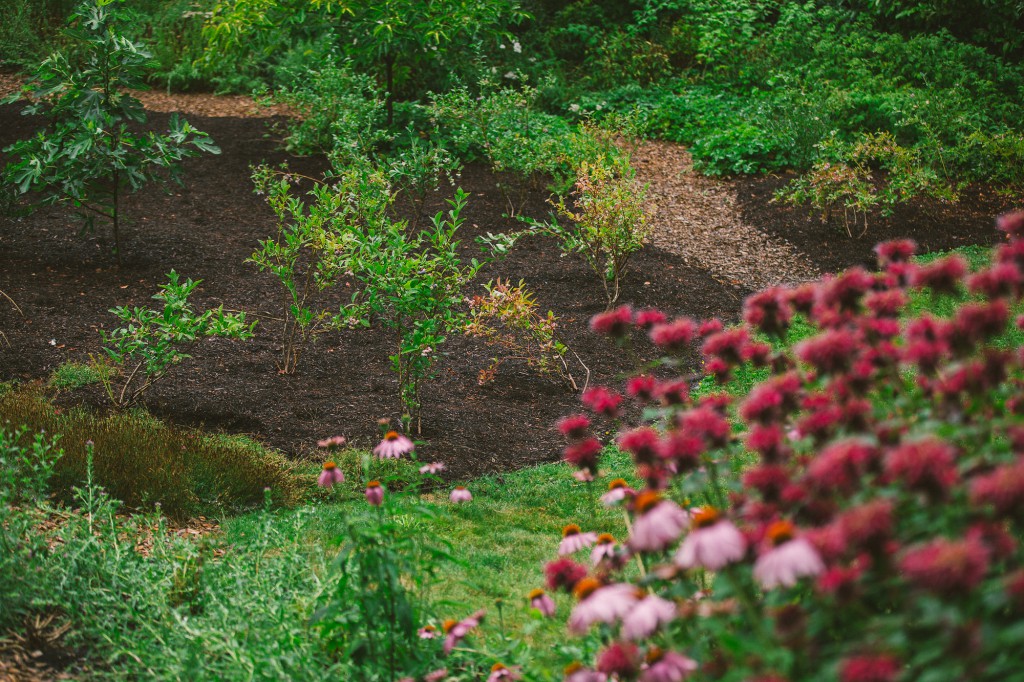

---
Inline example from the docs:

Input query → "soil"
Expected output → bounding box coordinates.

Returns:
[0,93,1016,483]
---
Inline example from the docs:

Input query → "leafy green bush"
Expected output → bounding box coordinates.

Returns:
[97,271,255,407]
[1,0,220,264]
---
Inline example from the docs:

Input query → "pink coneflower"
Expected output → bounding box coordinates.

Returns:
[621,592,677,640]
[573,469,595,482]
[374,431,414,459]
[675,507,746,570]
[885,437,958,497]
[488,663,521,681]
[970,457,1024,517]
[558,414,592,438]
[365,480,384,506]
[442,609,485,654]
[420,462,446,475]
[317,435,346,449]
[601,478,635,506]
[545,558,588,593]
[900,536,990,596]
[590,306,633,338]
[569,579,639,634]
[649,317,697,351]
[596,642,640,679]
[753,521,825,589]
[424,670,448,682]
[582,386,623,417]
[641,648,698,682]
[559,524,599,555]
[839,654,901,682]
[564,662,608,682]
[450,486,472,503]
[591,533,618,565]
[628,491,690,553]
[528,588,556,617]
[317,461,345,488]
[418,624,438,639]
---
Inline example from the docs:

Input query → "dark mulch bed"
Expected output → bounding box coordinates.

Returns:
[736,171,1018,275]
[0,105,745,480]
[0,104,1013,479]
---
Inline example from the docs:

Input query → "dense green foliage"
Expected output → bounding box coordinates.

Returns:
[7,1,1022,218]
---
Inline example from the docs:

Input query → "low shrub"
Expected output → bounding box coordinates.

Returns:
[0,389,301,519]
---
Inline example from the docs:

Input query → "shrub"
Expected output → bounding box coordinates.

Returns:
[0,389,302,519]
[1,0,220,265]
[463,278,579,389]
[96,270,255,407]
[530,214,1024,680]
[527,159,652,308]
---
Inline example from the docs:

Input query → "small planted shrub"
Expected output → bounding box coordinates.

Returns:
[528,159,653,308]
[529,214,1024,680]
[779,132,960,237]
[338,189,488,433]
[1,0,220,264]
[464,278,579,389]
[96,270,255,408]
[248,163,381,373]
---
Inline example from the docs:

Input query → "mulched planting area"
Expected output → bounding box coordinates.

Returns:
[736,171,1017,275]
[0,105,744,479]
[0,103,1013,479]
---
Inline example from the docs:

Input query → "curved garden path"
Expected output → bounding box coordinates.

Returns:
[632,140,820,291]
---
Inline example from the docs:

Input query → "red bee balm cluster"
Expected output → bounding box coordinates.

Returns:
[546,214,1024,681]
